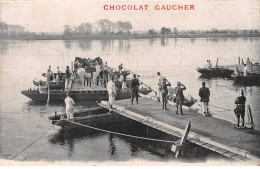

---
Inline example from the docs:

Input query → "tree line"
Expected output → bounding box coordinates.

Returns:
[0,22,36,37]
[63,19,133,36]
[147,27,259,36]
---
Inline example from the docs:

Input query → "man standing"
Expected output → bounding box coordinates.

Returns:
[161,77,171,110]
[234,89,246,128]
[64,92,75,120]
[65,66,71,90]
[175,82,186,115]
[199,82,210,116]
[130,74,140,105]
[157,72,162,102]
[246,58,251,74]
[107,76,117,109]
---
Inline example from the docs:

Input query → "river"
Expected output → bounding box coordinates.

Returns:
[0,37,259,163]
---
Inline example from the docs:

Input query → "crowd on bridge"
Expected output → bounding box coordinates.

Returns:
[43,56,128,91]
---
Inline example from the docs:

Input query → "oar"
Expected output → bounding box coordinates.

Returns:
[124,68,141,77]
[138,79,157,95]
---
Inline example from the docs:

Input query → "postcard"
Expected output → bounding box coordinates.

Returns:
[0,0,259,166]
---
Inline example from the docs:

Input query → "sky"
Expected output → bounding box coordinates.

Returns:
[0,0,260,33]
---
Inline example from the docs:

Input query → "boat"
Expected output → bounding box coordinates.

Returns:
[21,87,152,102]
[48,107,128,129]
[232,74,260,86]
[170,96,196,107]
[22,56,153,102]
[33,77,134,91]
[196,68,234,78]
[197,58,234,78]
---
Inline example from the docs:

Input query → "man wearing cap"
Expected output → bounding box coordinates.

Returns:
[234,89,246,128]
[161,77,171,110]
[130,74,140,105]
[157,72,163,102]
[175,82,186,115]
[199,82,210,116]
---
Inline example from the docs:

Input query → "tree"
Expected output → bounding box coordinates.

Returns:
[148,29,156,35]
[63,25,72,36]
[161,27,171,35]
[173,27,177,34]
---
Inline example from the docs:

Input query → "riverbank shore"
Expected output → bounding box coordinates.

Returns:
[1,33,260,41]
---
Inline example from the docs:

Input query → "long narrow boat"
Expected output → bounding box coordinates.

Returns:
[21,88,152,102]
[232,74,260,86]
[171,97,196,107]
[196,67,234,78]
[48,107,128,129]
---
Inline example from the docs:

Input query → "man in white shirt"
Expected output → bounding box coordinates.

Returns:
[157,72,162,102]
[38,80,46,93]
[107,76,117,109]
[208,60,212,69]
[246,58,251,74]
[64,92,75,119]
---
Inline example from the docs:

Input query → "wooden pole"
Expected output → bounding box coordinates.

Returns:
[247,105,254,126]
[175,121,191,158]
[138,79,157,95]
[124,68,141,77]
[215,58,219,68]
[46,79,50,106]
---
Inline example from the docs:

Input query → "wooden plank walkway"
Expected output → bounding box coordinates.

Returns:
[99,97,260,163]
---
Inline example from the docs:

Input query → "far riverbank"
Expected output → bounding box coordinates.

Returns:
[1,32,260,41]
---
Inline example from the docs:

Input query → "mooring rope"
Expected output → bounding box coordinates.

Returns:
[65,119,176,144]
[10,124,58,160]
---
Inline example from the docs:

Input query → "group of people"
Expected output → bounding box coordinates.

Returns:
[107,74,140,109]
[205,60,212,69]
[64,73,140,118]
[235,57,254,76]
[156,72,211,116]
[156,72,187,114]
[42,56,129,92]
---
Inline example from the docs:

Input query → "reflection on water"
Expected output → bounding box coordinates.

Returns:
[108,134,117,157]
[118,39,130,53]
[0,40,9,55]
[78,40,92,51]
[149,38,154,46]
[63,40,72,49]
[160,38,168,46]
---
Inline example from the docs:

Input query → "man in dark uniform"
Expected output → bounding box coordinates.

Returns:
[130,74,140,105]
[199,82,210,116]
[161,77,171,110]
[234,89,246,128]
[175,82,186,115]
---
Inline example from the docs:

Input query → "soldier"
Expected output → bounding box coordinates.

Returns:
[161,77,171,110]
[199,82,210,116]
[130,74,140,105]
[234,89,246,128]
[175,82,186,115]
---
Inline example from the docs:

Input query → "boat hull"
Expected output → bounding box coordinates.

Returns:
[233,74,260,86]
[21,88,152,102]
[49,107,128,129]
[197,68,234,78]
